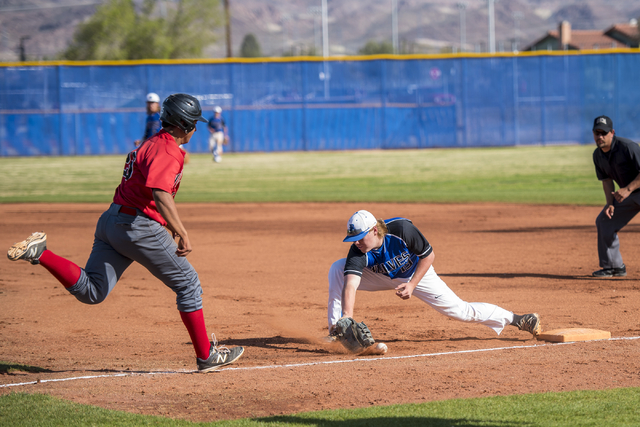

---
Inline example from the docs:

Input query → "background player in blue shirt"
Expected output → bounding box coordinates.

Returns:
[207,106,228,163]
[135,92,161,147]
[327,210,542,343]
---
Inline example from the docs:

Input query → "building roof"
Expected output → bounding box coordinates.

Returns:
[548,29,627,49]
[604,23,639,39]
[524,22,637,51]
[603,23,639,47]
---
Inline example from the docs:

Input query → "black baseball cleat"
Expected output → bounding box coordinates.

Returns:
[7,232,47,265]
[592,265,626,277]
[515,313,542,336]
[197,342,244,373]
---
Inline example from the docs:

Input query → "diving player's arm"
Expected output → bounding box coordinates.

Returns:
[395,251,434,300]
[393,219,434,300]
[341,274,361,319]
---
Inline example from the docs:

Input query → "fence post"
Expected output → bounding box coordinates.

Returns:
[539,56,546,146]
[614,53,620,125]
[512,56,519,145]
[302,61,308,151]
[380,59,387,149]
[229,61,235,153]
[461,58,468,147]
[57,64,64,155]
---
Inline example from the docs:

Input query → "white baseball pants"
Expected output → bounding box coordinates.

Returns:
[328,258,514,335]
[208,131,224,160]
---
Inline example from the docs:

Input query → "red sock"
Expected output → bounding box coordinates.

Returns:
[38,250,82,289]
[179,309,211,360]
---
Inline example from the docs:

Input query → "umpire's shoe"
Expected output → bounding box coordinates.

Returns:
[197,343,244,373]
[592,265,626,277]
[515,313,542,336]
[7,232,47,265]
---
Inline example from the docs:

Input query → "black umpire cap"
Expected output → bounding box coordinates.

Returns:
[593,116,613,133]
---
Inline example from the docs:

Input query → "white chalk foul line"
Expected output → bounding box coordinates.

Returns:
[2,335,639,389]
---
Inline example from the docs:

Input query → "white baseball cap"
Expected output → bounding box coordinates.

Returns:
[146,92,160,103]
[214,106,222,113]
[343,210,377,242]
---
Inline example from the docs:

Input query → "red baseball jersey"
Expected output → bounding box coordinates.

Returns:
[113,130,185,226]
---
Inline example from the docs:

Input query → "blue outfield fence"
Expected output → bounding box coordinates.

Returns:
[1,51,639,157]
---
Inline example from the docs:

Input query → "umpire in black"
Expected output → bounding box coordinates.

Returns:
[592,115,640,277]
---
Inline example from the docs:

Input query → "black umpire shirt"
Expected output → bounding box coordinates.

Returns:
[593,135,640,193]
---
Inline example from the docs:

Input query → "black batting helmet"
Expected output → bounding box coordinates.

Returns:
[160,93,207,133]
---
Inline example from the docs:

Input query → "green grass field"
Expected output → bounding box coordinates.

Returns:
[2,388,640,426]
[0,145,605,205]
[1,144,623,426]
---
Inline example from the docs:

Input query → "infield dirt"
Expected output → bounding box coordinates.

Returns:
[1,203,639,422]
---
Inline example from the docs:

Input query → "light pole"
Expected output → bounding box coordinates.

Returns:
[488,0,496,54]
[321,0,329,58]
[321,0,330,98]
[457,3,466,52]
[391,0,398,54]
[281,13,289,55]
[223,0,232,57]
[512,11,523,52]
[309,6,322,55]
[19,35,30,61]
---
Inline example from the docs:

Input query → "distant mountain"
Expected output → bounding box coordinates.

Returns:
[1,0,638,61]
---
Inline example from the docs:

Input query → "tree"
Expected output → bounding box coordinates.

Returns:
[357,40,394,55]
[62,0,222,60]
[63,0,136,60]
[240,33,262,58]
[165,0,222,59]
[282,44,318,57]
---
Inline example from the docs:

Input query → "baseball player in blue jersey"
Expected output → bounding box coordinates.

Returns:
[207,106,227,163]
[134,92,162,147]
[328,210,541,345]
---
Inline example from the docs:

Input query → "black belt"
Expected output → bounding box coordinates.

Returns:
[119,206,137,216]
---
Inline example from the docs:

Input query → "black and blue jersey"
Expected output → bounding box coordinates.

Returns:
[143,112,161,141]
[344,218,432,279]
[208,115,225,132]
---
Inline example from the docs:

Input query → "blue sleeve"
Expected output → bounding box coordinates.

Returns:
[143,114,161,140]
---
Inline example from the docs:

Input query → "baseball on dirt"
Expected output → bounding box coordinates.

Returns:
[376,343,388,354]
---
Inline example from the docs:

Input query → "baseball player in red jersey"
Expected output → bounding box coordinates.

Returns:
[8,93,244,372]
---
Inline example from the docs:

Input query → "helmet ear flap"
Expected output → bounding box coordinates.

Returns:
[181,119,196,133]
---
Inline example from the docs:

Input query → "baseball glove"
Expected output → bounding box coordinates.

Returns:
[331,317,375,354]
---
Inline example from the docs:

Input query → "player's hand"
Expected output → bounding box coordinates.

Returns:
[604,204,615,219]
[175,234,192,257]
[612,188,630,203]
[395,282,417,300]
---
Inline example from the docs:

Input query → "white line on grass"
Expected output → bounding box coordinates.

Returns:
[2,336,639,389]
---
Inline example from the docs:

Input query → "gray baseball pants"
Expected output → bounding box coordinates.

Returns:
[66,203,203,312]
[596,191,640,269]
